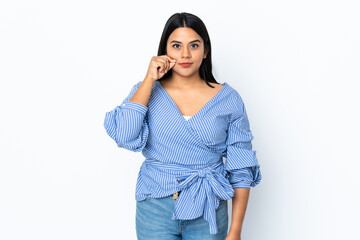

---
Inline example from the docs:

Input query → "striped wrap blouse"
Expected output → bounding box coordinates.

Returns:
[104,80,262,234]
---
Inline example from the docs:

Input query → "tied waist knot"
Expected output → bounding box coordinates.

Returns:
[197,169,207,178]
[175,166,214,188]
[144,159,234,235]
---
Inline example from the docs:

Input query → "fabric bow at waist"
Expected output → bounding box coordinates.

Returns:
[145,159,235,234]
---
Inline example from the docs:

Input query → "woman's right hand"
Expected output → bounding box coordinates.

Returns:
[145,55,177,81]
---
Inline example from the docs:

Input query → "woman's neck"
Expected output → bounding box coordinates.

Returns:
[163,72,205,90]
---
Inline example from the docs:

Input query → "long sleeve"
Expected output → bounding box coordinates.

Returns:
[224,94,262,189]
[104,81,149,152]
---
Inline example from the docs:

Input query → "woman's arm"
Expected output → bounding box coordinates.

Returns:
[129,55,176,106]
[226,188,250,239]
[129,77,155,107]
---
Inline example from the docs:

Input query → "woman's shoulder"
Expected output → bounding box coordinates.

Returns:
[215,81,244,104]
[216,82,247,118]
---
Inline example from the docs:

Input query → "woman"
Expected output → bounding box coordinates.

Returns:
[104,12,262,240]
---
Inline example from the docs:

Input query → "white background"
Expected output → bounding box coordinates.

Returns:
[1,1,359,239]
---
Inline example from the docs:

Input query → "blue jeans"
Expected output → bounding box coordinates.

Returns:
[136,195,228,240]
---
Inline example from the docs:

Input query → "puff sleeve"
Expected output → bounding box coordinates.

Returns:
[104,81,149,152]
[224,94,262,189]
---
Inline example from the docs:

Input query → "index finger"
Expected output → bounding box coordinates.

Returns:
[160,55,176,62]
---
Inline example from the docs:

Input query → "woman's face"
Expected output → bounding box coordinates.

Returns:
[166,27,208,78]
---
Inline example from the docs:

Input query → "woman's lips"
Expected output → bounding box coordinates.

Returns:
[179,63,193,67]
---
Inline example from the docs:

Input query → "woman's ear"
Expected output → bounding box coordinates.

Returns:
[204,48,209,59]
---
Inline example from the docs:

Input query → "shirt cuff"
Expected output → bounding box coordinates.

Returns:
[231,181,251,189]
[121,101,148,115]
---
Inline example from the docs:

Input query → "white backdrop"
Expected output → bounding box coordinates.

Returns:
[1,1,359,239]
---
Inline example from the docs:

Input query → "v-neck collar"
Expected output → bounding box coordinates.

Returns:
[156,80,228,123]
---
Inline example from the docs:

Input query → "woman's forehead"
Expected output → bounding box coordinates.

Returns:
[167,27,202,43]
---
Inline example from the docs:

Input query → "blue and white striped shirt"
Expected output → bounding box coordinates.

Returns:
[104,80,262,234]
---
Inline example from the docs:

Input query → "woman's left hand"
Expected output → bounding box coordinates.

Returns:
[225,232,241,240]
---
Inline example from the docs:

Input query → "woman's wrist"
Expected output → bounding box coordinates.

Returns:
[143,76,157,84]
[228,224,242,235]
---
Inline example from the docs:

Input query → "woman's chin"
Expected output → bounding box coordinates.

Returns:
[172,69,199,78]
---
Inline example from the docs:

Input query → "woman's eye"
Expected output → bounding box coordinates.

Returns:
[172,44,199,49]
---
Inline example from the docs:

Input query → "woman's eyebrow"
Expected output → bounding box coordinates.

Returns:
[170,39,201,44]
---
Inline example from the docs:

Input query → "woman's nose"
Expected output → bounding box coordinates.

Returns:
[181,46,191,58]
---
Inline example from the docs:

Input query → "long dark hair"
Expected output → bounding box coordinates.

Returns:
[156,12,217,88]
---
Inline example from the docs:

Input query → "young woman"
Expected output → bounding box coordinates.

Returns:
[104,12,262,240]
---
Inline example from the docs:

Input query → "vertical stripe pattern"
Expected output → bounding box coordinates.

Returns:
[104,80,262,234]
